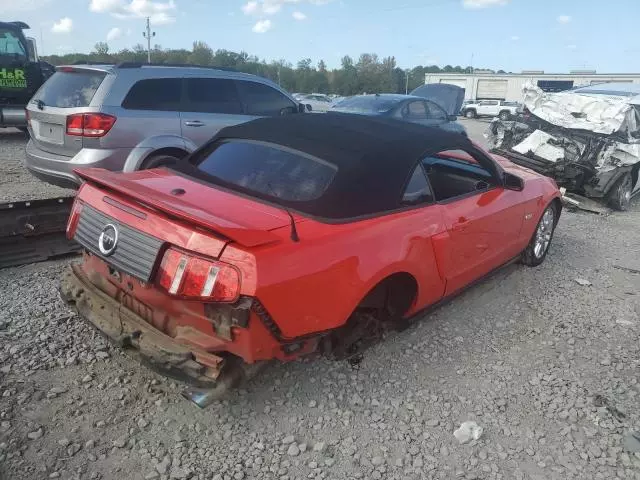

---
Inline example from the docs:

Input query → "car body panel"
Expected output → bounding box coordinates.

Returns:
[61,116,561,390]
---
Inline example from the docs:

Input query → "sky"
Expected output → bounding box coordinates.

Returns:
[3,0,640,73]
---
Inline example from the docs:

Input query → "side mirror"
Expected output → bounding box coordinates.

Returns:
[297,103,306,114]
[280,106,297,116]
[448,115,457,121]
[504,172,524,191]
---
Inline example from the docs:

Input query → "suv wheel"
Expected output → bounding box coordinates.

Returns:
[141,153,182,170]
[606,172,633,211]
[465,109,476,119]
[498,110,511,121]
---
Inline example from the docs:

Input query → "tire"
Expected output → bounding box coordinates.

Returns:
[140,153,181,170]
[498,110,511,121]
[606,172,633,211]
[521,202,558,267]
[464,109,476,119]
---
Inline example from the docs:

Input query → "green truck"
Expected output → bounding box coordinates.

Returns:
[0,21,54,132]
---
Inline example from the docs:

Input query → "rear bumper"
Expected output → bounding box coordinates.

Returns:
[25,141,135,188]
[0,106,26,127]
[59,264,225,387]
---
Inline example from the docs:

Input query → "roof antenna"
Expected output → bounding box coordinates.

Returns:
[267,182,299,243]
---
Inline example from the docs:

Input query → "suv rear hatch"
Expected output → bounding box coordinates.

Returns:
[27,67,110,157]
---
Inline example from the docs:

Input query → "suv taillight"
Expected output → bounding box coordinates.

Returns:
[157,248,241,303]
[66,113,116,137]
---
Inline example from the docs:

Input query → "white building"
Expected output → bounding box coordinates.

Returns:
[424,71,640,102]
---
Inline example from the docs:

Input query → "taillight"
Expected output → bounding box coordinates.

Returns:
[157,248,240,302]
[66,199,84,239]
[66,113,116,137]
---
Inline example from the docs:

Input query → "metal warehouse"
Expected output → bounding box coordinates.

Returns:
[424,71,640,102]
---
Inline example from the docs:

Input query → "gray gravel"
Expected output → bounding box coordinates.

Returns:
[1,123,640,480]
[0,129,74,202]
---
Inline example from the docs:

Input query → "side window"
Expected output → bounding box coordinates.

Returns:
[122,78,182,111]
[185,78,242,114]
[404,101,428,120]
[425,101,448,121]
[402,164,433,205]
[236,81,296,116]
[422,149,496,202]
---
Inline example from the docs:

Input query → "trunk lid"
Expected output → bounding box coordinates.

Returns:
[75,167,292,248]
[27,67,109,157]
[410,83,465,117]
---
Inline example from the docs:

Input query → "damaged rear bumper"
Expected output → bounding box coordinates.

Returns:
[59,264,225,387]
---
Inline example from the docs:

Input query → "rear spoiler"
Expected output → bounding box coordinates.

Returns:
[74,168,282,248]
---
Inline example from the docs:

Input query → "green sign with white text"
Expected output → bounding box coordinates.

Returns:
[0,68,27,88]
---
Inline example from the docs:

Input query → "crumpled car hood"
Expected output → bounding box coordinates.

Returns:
[522,82,638,136]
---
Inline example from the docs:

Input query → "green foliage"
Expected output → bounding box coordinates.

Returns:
[42,42,486,95]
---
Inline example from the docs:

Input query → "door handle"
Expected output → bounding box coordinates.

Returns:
[184,120,205,127]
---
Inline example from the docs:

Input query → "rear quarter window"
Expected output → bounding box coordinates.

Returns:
[122,78,182,111]
[32,71,106,108]
[195,140,336,202]
[236,81,295,116]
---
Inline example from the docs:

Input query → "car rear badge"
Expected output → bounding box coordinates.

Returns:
[524,213,533,220]
[98,224,119,256]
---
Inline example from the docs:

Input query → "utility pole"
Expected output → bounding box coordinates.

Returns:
[142,17,155,63]
[405,69,410,94]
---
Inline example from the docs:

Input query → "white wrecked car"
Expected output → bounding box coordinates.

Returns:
[487,82,640,210]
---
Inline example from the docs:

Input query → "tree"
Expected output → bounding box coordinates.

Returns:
[42,42,499,96]
[93,42,109,55]
[189,41,213,65]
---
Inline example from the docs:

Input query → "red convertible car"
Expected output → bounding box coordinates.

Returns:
[60,113,561,404]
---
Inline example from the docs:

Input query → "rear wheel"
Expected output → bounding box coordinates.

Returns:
[465,109,476,119]
[140,153,181,170]
[521,203,557,267]
[498,110,511,121]
[606,172,633,211]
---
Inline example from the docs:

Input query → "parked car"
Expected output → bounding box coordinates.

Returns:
[24,63,306,189]
[487,82,640,210]
[295,93,334,112]
[60,113,561,402]
[461,100,520,120]
[329,93,467,135]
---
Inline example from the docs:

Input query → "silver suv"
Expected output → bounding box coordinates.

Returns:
[25,63,305,188]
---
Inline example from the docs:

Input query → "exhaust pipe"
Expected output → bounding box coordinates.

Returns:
[182,360,268,408]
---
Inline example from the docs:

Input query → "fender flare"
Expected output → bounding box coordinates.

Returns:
[121,135,198,172]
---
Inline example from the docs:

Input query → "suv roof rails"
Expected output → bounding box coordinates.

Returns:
[115,62,237,72]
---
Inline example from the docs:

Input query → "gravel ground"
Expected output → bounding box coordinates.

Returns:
[1,123,640,480]
[0,129,74,202]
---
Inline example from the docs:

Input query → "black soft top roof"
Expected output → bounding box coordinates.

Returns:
[181,113,476,220]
